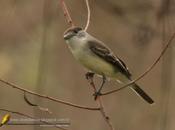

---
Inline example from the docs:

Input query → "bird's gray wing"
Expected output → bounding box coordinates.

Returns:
[88,40,154,105]
[88,40,132,78]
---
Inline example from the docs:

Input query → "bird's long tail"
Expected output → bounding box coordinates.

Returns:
[130,83,154,104]
[115,73,154,104]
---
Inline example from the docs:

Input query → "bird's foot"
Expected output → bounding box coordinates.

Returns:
[93,75,106,100]
[93,91,102,100]
[85,72,95,80]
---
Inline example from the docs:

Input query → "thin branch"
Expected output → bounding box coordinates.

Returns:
[0,78,100,111]
[24,92,52,114]
[60,0,74,26]
[0,108,67,130]
[84,0,91,31]
[102,32,175,96]
[87,76,114,130]
[98,98,114,130]
[24,92,37,106]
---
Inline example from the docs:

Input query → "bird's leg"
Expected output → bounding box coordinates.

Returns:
[94,75,106,100]
[85,72,95,80]
[85,72,97,96]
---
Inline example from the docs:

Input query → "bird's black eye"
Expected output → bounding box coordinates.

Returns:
[73,27,82,34]
[73,30,78,33]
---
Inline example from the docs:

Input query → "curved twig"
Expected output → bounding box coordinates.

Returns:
[24,92,52,114]
[84,0,91,31]
[102,32,175,96]
[24,92,37,106]
[0,79,100,111]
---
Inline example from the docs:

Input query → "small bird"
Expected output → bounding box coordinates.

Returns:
[63,26,154,104]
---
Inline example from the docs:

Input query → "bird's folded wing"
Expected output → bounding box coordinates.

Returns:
[88,40,131,78]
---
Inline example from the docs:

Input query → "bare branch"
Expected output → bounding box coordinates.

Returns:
[0,78,100,111]
[24,92,38,106]
[102,32,175,96]
[60,0,74,26]
[84,0,91,31]
[24,92,52,114]
[87,76,115,130]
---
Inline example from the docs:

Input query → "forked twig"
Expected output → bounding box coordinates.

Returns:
[86,75,114,130]
[59,0,91,30]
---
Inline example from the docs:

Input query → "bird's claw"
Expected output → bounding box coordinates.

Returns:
[93,91,102,100]
[85,72,95,80]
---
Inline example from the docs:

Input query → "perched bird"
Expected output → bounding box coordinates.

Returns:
[63,26,154,104]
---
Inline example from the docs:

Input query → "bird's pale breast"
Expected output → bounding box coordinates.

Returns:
[70,44,118,78]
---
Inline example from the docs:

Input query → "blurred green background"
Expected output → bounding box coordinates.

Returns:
[0,0,175,130]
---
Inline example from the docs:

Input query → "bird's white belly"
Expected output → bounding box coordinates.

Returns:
[71,48,117,77]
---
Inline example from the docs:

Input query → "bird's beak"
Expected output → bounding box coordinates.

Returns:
[63,32,74,40]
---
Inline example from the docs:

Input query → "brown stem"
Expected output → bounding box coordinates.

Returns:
[84,0,91,31]
[87,77,115,130]
[0,78,100,111]
[102,32,175,96]
[60,0,74,26]
[24,92,52,114]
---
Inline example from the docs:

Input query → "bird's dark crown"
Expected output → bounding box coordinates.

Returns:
[64,26,82,35]
[63,26,83,40]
